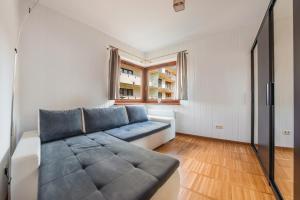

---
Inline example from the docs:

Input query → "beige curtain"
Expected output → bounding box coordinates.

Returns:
[176,51,188,100]
[108,48,121,100]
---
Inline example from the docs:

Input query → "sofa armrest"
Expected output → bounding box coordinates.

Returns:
[11,130,40,200]
[148,115,176,140]
[148,115,175,125]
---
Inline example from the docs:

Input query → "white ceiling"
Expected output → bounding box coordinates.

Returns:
[39,0,270,53]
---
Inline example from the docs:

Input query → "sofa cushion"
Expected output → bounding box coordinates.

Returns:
[39,108,83,143]
[39,170,103,200]
[39,133,179,200]
[125,105,148,123]
[105,121,171,142]
[83,107,129,133]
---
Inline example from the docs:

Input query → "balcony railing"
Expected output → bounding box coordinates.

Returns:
[149,81,159,88]
[120,95,140,100]
[120,73,141,85]
[158,73,176,82]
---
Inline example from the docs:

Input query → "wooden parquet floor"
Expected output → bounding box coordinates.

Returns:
[155,134,275,200]
[275,147,294,200]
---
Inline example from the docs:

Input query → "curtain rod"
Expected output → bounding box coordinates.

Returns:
[148,50,188,61]
[107,45,146,62]
[106,45,188,63]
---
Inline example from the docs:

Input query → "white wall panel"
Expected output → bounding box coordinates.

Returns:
[145,28,256,143]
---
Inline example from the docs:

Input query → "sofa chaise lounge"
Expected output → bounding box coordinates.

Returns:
[11,106,179,200]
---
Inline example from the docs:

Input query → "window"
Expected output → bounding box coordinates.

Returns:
[119,61,143,100]
[158,92,162,99]
[116,60,180,105]
[121,68,133,75]
[127,89,133,96]
[166,82,172,90]
[147,63,177,100]
[120,88,133,98]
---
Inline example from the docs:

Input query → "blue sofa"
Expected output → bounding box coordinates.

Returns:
[11,106,179,200]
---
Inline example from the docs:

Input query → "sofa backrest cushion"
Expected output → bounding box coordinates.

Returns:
[125,105,148,123]
[39,108,83,143]
[83,107,129,133]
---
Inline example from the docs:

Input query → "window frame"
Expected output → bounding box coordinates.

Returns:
[118,60,144,101]
[115,60,180,105]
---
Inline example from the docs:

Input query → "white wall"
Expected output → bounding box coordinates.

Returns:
[15,3,259,146]
[0,0,33,199]
[145,27,256,143]
[274,0,294,148]
[15,5,144,139]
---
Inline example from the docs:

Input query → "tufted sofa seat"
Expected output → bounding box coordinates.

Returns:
[39,132,179,200]
[105,121,171,142]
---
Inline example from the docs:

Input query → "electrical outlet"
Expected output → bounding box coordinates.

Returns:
[283,130,292,135]
[216,125,224,129]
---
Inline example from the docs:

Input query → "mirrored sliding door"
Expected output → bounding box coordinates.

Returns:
[251,12,273,176]
[257,13,272,175]
[273,0,294,199]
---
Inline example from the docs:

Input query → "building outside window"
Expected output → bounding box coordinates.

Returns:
[119,61,142,99]
[148,65,177,100]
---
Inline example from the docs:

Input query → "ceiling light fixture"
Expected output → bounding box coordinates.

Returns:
[173,0,185,12]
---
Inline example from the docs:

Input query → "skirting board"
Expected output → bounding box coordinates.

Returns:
[176,132,250,145]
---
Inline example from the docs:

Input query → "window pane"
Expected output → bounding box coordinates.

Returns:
[148,65,177,100]
[119,62,142,100]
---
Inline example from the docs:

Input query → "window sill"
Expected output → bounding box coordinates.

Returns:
[114,100,181,105]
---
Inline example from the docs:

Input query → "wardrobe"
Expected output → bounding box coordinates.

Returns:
[251,0,299,199]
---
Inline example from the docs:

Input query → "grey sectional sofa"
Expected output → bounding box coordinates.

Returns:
[11,106,179,200]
